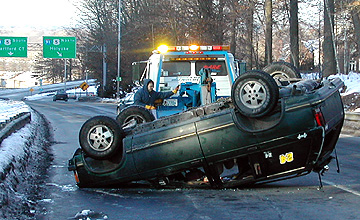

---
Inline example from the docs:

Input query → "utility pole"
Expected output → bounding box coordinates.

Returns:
[116,0,122,100]
[64,59,67,91]
[102,43,107,96]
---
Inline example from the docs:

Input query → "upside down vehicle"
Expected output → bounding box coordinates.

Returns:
[68,45,344,188]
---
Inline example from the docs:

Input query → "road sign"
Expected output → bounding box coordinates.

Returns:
[79,82,89,91]
[43,36,76,59]
[116,77,122,82]
[0,37,27,57]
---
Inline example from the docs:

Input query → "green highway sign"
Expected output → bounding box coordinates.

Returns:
[43,36,76,59]
[0,37,27,57]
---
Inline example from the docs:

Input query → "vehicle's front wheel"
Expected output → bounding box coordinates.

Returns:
[116,105,155,129]
[231,70,279,118]
[262,61,301,86]
[79,116,125,159]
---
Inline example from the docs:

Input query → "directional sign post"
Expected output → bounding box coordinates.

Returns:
[43,36,76,59]
[43,36,76,91]
[0,37,27,57]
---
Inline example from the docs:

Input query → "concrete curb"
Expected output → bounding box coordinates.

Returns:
[0,112,31,144]
[341,112,360,137]
[77,96,101,102]
[345,112,360,122]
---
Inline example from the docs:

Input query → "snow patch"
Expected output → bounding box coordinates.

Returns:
[71,209,108,220]
[328,72,360,95]
[0,99,30,123]
[0,111,35,173]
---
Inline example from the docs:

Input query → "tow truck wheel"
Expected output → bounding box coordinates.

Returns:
[116,105,155,129]
[79,116,125,159]
[232,70,279,118]
[262,61,301,86]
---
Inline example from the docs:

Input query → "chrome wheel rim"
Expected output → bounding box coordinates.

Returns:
[122,115,146,129]
[239,80,267,109]
[87,125,114,151]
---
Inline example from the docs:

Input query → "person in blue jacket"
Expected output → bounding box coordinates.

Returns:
[134,79,179,110]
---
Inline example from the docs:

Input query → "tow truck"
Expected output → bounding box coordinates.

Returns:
[117,45,300,127]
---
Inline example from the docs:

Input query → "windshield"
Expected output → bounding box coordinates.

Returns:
[195,61,227,76]
[161,61,191,77]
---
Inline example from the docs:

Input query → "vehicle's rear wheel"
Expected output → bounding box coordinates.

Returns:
[116,105,155,129]
[79,116,125,159]
[262,61,301,86]
[231,70,279,118]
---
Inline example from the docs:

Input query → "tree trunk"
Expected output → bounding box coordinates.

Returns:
[323,0,337,76]
[230,18,237,56]
[289,0,299,69]
[246,0,255,69]
[351,7,360,72]
[265,0,273,65]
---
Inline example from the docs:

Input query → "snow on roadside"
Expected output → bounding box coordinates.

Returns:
[22,92,55,101]
[22,86,98,101]
[328,72,360,96]
[0,99,30,123]
[0,109,36,173]
[327,72,360,112]
[0,109,52,218]
[302,72,360,112]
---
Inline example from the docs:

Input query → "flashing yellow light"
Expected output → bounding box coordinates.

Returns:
[189,45,200,51]
[157,45,231,53]
[170,57,218,61]
[157,45,169,54]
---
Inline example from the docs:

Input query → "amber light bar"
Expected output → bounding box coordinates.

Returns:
[169,57,218,61]
[166,45,230,52]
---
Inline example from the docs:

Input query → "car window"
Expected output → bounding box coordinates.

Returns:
[195,61,227,76]
[161,61,191,77]
[56,90,66,94]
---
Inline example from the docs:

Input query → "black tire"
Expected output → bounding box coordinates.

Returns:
[116,105,155,129]
[79,116,125,159]
[262,62,301,86]
[231,70,279,118]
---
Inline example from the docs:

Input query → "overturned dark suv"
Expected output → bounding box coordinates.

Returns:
[68,71,344,188]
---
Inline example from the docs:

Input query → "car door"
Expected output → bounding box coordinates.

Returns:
[195,109,258,164]
[131,117,204,179]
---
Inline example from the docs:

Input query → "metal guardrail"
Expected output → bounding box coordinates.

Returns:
[0,112,31,144]
[0,79,97,96]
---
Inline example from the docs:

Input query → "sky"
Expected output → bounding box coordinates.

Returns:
[0,0,320,29]
[0,0,79,28]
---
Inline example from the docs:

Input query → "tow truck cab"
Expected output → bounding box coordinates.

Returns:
[132,45,246,117]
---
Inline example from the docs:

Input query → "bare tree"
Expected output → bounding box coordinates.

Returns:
[323,0,337,76]
[34,56,66,84]
[264,0,273,65]
[289,0,299,68]
[349,1,360,72]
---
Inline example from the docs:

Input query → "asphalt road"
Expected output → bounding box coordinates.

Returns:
[25,97,360,220]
